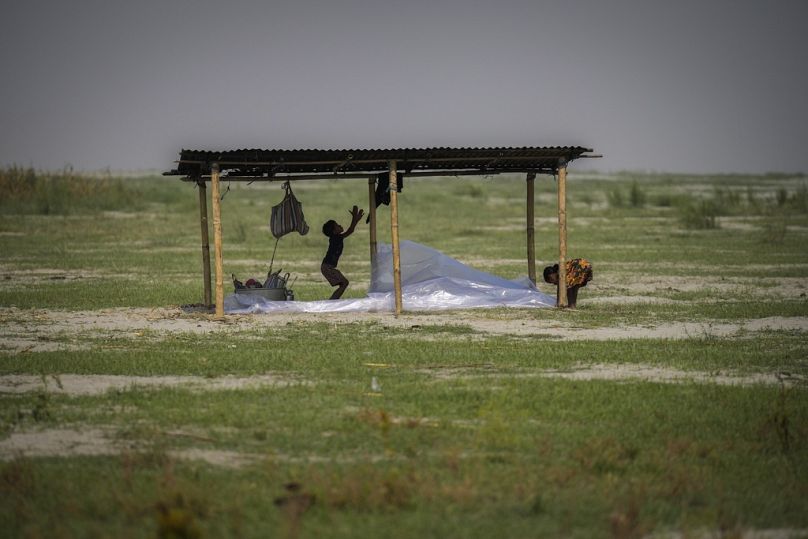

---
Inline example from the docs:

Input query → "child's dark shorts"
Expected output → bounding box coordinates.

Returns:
[321,263,348,286]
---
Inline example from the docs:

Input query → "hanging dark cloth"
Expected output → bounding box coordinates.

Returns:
[367,172,404,222]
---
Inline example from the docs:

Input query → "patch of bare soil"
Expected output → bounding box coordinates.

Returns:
[0,307,229,339]
[604,274,807,299]
[254,312,808,341]
[536,364,804,387]
[0,373,308,397]
[421,363,806,388]
[392,315,808,340]
[0,425,248,465]
[588,295,683,305]
[530,317,808,340]
[0,428,255,466]
[0,428,391,467]
[0,428,120,460]
[1,307,807,350]
[168,448,259,469]
[165,448,385,468]
[0,337,89,354]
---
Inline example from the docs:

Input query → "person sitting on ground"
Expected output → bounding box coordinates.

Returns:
[321,205,364,300]
[543,258,593,308]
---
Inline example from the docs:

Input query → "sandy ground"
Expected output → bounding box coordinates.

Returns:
[1,363,803,400]
[0,427,410,465]
[2,307,807,355]
[0,373,307,396]
[0,428,120,460]
[1,355,805,468]
[1,302,805,466]
[602,275,807,298]
[0,427,259,467]
[0,364,808,397]
[2,360,801,465]
[419,364,806,387]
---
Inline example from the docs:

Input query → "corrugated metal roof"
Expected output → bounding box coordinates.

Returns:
[165,146,596,179]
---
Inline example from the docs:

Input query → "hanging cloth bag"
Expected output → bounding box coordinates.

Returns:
[269,182,309,239]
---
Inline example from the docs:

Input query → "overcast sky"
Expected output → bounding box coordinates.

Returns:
[1,0,806,174]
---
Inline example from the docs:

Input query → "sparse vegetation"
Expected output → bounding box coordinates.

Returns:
[0,166,139,215]
[792,182,808,212]
[1,169,807,538]
[607,186,625,208]
[628,180,646,208]
[679,198,720,229]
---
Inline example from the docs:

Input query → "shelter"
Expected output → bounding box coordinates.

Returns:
[163,146,599,317]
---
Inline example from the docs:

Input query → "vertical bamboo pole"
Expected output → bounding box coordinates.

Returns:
[197,176,212,306]
[368,175,377,264]
[389,161,403,316]
[526,172,537,285]
[210,163,225,318]
[557,161,568,308]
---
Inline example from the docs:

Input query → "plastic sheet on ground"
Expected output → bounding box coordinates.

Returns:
[224,240,556,314]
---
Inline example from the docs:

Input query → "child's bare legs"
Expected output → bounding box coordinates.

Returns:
[566,285,580,308]
[330,280,349,300]
[321,263,349,300]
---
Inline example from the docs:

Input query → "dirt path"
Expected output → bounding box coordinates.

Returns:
[0,373,307,396]
[0,428,117,460]
[2,307,807,354]
[419,364,805,387]
[1,363,802,399]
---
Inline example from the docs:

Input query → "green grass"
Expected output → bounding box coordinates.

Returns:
[2,381,807,538]
[1,170,808,538]
[0,166,149,215]
[1,326,807,379]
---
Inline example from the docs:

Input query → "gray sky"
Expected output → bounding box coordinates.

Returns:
[1,0,806,174]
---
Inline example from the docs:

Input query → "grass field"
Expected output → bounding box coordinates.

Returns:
[1,167,807,538]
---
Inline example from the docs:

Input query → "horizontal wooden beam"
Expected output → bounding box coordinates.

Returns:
[176,154,582,168]
[183,168,565,182]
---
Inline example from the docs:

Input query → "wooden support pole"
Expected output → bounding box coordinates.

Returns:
[389,161,403,316]
[197,177,212,306]
[368,175,377,264]
[557,162,568,308]
[210,163,225,318]
[526,172,537,285]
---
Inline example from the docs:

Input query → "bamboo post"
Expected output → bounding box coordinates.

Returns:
[368,175,377,264]
[210,163,225,318]
[389,161,403,316]
[557,161,568,308]
[197,176,212,306]
[526,172,537,285]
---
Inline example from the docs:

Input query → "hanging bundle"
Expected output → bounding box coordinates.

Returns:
[269,181,309,239]
[366,172,404,223]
